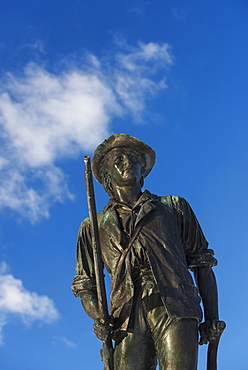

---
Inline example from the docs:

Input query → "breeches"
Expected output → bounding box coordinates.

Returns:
[113,277,198,370]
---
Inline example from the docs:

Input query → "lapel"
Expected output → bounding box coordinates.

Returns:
[99,206,123,252]
[135,197,157,227]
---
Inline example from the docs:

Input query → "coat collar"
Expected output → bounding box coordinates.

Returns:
[100,191,159,251]
[103,190,158,212]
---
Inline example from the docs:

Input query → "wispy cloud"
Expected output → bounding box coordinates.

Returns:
[116,41,173,71]
[52,336,77,348]
[19,39,46,54]
[172,8,188,21]
[0,262,59,344]
[114,41,172,120]
[0,40,173,222]
[0,315,7,345]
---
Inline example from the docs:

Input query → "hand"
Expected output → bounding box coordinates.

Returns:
[199,320,224,345]
[93,318,111,341]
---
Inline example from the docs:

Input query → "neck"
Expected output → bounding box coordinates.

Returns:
[114,184,142,207]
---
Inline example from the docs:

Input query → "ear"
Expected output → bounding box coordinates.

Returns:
[140,176,144,188]
[104,172,115,198]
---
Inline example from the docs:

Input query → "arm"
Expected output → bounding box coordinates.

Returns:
[194,266,220,344]
[78,289,99,321]
[72,220,110,340]
[72,266,111,342]
[71,220,99,317]
[172,196,221,344]
[195,266,219,321]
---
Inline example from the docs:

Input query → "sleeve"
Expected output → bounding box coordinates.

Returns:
[71,218,96,297]
[171,196,218,270]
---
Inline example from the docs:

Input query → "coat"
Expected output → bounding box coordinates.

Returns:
[73,191,217,331]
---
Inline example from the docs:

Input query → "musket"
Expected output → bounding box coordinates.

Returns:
[206,320,226,370]
[84,156,114,370]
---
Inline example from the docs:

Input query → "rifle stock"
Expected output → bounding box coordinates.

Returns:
[84,156,114,370]
[207,320,226,370]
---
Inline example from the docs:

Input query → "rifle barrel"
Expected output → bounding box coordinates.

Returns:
[84,156,109,323]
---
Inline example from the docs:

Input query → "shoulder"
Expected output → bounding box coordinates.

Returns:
[147,191,191,210]
[159,195,187,206]
[158,195,193,215]
[78,210,106,232]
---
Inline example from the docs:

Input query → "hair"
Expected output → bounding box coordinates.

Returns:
[99,149,146,198]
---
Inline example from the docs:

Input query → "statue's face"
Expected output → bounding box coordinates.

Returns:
[105,148,143,188]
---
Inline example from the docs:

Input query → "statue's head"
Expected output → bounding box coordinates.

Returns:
[92,134,156,197]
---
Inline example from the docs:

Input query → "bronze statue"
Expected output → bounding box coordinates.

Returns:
[72,134,224,370]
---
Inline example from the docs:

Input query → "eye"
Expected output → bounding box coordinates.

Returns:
[114,155,123,163]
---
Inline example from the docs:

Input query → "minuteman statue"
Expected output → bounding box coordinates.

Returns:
[72,133,222,370]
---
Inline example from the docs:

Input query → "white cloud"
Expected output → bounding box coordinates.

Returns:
[0,41,173,221]
[0,63,117,168]
[0,262,59,344]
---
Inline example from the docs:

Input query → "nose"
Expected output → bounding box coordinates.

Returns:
[123,154,130,164]
[122,154,135,167]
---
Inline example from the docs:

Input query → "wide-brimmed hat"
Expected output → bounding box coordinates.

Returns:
[92,133,156,184]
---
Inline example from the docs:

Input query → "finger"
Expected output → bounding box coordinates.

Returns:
[199,338,208,345]
[208,322,218,341]
[209,331,218,342]
[199,332,208,345]
[211,320,217,331]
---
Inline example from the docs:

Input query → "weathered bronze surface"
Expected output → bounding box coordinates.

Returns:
[72,133,224,370]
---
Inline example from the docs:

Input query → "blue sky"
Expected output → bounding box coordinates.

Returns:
[0,1,247,369]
